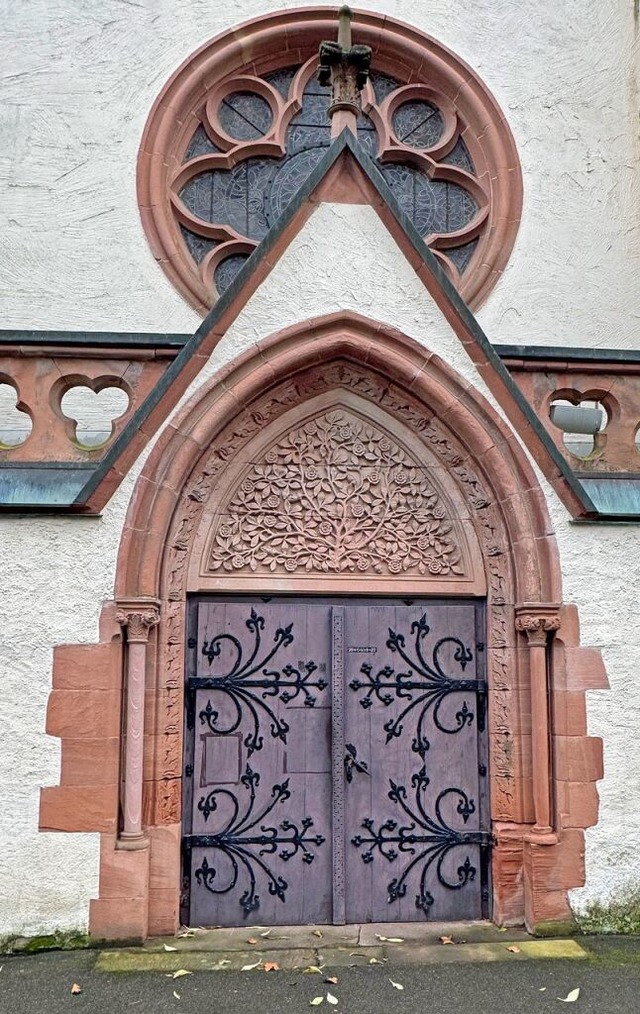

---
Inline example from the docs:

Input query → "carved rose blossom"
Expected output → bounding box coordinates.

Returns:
[208,410,465,577]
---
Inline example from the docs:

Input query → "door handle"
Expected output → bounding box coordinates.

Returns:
[344,743,370,783]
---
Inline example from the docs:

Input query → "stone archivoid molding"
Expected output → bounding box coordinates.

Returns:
[138,6,521,314]
[38,313,606,939]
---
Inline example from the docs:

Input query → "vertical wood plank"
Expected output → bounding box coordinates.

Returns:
[331,606,346,925]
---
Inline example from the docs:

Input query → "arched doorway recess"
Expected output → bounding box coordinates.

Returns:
[45,313,602,938]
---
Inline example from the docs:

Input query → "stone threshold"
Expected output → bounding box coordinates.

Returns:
[95,922,587,972]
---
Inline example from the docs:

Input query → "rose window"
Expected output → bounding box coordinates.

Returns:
[139,11,521,313]
[174,60,486,299]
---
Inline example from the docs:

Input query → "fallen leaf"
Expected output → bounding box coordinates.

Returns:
[557,988,580,1003]
[389,980,404,991]
[70,984,82,995]
[303,966,324,974]
[172,970,192,979]
[241,961,262,971]
[325,976,338,985]
[506,945,521,954]
[439,935,454,945]
[497,926,508,933]
[263,962,280,972]
[177,930,196,939]
[260,930,272,938]
[375,934,404,943]
[312,930,323,938]
[369,958,385,965]
[247,937,258,945]
[164,944,178,952]
[326,993,338,1005]
[173,991,180,1000]
[310,998,324,1006]
[540,988,547,992]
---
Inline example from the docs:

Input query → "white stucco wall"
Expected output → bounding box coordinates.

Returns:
[1,201,639,933]
[1,1,640,934]
[1,0,639,344]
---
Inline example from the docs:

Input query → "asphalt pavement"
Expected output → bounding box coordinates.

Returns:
[2,939,640,1014]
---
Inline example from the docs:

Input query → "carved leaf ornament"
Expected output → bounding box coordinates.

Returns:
[207,410,464,577]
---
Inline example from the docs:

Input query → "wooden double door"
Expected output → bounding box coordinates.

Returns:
[182,597,490,926]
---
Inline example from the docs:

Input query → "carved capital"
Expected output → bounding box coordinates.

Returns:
[116,599,161,642]
[515,605,561,647]
[318,7,372,116]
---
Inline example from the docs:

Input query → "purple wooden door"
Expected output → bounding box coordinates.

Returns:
[183,598,489,926]
[342,602,489,923]
[183,600,333,926]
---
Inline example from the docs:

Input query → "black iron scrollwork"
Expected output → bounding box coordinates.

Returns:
[349,613,484,774]
[344,743,370,783]
[351,769,490,915]
[191,608,328,755]
[190,764,325,916]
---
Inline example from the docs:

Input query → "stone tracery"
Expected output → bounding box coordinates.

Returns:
[174,60,486,299]
[138,9,522,312]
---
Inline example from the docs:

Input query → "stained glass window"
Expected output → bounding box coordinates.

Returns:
[392,100,444,148]
[178,71,479,294]
[140,12,522,312]
[218,93,273,140]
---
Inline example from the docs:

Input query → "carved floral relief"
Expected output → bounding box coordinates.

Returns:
[206,409,465,577]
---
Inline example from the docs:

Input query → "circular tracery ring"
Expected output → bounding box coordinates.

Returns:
[138,8,522,314]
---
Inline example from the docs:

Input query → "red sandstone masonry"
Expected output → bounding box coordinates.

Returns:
[553,737,604,784]
[46,690,122,740]
[492,824,525,926]
[556,781,600,831]
[89,897,148,942]
[97,835,150,900]
[40,785,118,834]
[38,315,606,937]
[52,642,121,690]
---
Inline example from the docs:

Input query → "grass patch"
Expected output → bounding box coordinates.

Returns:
[576,886,640,935]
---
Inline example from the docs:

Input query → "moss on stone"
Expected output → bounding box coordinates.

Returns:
[532,918,580,938]
[0,929,91,955]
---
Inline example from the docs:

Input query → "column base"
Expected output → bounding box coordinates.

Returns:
[525,827,558,846]
[117,832,150,851]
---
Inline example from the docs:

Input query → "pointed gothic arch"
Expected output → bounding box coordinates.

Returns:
[41,313,604,938]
